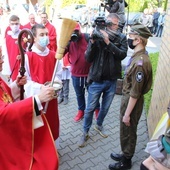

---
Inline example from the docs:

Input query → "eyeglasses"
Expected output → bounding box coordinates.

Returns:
[106,21,118,27]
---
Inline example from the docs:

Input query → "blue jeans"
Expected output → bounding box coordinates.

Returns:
[59,79,70,99]
[72,76,87,111]
[83,80,117,133]
[156,25,163,37]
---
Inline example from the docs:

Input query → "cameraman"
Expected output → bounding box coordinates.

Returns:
[79,13,128,147]
[102,0,127,32]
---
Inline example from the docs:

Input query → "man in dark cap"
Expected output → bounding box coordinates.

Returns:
[108,23,153,170]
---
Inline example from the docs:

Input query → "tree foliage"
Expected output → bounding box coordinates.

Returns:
[60,0,86,8]
[144,52,159,114]
[164,0,168,10]
[126,0,168,12]
[43,0,168,13]
[44,0,53,6]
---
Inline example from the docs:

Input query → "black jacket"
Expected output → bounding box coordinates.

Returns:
[85,32,128,82]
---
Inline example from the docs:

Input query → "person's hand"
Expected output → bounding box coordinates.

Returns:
[38,86,56,103]
[62,66,68,70]
[90,38,95,44]
[100,30,110,45]
[16,75,27,86]
[122,115,130,126]
[101,3,104,7]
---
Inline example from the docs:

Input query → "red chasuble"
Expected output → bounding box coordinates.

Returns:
[23,22,37,30]
[26,51,59,140]
[45,22,57,52]
[0,78,59,170]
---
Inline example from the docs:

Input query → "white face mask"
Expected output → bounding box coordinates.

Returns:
[38,36,49,48]
[10,25,20,34]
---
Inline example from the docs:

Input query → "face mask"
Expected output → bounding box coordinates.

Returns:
[38,36,49,48]
[128,38,136,49]
[140,162,149,170]
[10,25,20,34]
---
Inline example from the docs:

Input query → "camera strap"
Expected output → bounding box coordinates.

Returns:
[84,33,90,43]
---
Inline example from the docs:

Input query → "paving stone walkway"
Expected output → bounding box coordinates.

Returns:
[58,84,149,170]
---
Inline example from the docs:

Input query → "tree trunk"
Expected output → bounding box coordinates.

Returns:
[157,0,162,7]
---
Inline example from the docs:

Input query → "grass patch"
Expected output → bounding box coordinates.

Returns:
[144,52,159,114]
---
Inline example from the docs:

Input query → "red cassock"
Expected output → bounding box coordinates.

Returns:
[23,22,37,30]
[5,26,24,81]
[26,51,59,140]
[45,22,57,52]
[0,78,59,170]
[5,26,23,36]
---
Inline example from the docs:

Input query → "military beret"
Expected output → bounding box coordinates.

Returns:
[129,23,152,39]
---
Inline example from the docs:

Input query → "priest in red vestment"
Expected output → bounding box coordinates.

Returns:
[23,13,37,30]
[40,12,57,52]
[0,47,59,170]
[3,15,23,81]
[24,24,62,146]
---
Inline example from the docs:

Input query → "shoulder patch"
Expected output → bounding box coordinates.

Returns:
[137,59,143,66]
[136,72,144,83]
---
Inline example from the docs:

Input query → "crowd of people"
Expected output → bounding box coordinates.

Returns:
[139,7,166,37]
[0,0,169,169]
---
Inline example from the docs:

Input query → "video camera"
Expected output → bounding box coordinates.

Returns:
[104,0,115,5]
[101,0,128,8]
[101,0,115,8]
[91,16,120,43]
[70,30,79,42]
[91,16,112,41]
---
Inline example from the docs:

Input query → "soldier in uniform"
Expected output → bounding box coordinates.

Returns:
[108,23,153,170]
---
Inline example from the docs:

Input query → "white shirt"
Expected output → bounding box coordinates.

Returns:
[24,44,62,97]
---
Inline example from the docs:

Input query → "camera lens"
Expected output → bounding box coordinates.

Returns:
[71,33,79,42]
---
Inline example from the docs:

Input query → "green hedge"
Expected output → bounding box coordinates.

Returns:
[144,52,159,114]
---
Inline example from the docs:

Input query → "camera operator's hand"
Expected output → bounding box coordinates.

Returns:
[100,30,110,45]
[101,3,104,7]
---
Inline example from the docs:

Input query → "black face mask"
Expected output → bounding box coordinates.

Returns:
[128,38,136,49]
[140,162,149,170]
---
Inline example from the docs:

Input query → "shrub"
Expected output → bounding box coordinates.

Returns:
[144,52,159,114]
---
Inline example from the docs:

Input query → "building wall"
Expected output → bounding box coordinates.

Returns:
[147,0,170,137]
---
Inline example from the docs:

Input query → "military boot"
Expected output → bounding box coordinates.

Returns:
[109,156,132,170]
